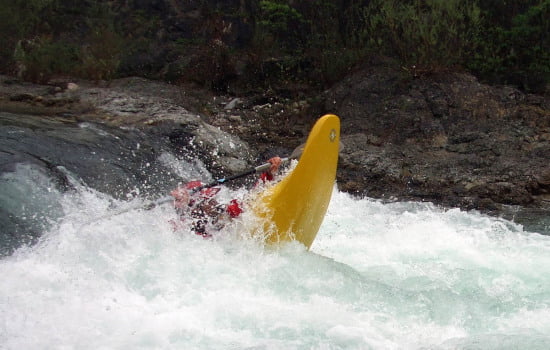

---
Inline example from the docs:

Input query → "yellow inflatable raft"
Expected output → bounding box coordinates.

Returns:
[253,114,340,249]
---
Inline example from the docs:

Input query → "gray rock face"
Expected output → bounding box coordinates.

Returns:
[321,63,550,217]
[0,76,258,255]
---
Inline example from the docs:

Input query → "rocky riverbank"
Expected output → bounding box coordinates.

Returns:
[2,61,549,230]
[322,61,550,222]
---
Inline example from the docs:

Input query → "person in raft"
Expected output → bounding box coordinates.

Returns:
[170,156,282,237]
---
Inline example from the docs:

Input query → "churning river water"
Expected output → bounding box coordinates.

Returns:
[1,112,549,349]
[1,166,549,349]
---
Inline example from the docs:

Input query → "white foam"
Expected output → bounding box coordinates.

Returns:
[1,186,550,349]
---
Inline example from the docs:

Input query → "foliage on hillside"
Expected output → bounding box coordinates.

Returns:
[0,0,547,93]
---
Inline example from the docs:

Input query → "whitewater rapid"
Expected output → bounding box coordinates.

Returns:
[1,180,550,349]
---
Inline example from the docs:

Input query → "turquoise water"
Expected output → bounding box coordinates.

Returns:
[1,182,550,349]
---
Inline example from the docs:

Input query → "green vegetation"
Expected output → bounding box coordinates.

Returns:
[0,0,55,72]
[13,37,80,83]
[256,0,306,51]
[0,0,547,93]
[468,0,550,91]
[0,0,160,82]
[363,0,482,71]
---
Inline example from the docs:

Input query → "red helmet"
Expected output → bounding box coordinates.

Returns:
[185,181,203,190]
[185,181,220,198]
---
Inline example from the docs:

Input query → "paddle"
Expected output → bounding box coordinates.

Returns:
[190,143,304,193]
[84,144,305,223]
[149,143,304,207]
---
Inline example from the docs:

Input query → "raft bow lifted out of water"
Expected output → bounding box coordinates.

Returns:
[253,114,340,249]
[84,114,340,249]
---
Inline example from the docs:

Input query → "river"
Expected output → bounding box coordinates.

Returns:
[1,113,549,349]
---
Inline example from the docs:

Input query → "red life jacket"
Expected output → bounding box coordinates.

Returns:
[260,171,274,182]
[226,199,242,218]
[185,181,221,203]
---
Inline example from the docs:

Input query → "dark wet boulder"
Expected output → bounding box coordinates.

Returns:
[322,60,550,215]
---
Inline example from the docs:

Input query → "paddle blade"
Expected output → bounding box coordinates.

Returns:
[289,144,305,160]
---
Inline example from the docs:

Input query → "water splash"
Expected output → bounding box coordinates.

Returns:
[1,184,549,349]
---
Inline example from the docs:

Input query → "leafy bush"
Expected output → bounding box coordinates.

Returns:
[0,0,124,81]
[363,0,482,72]
[313,48,367,86]
[78,26,123,81]
[467,0,549,92]
[0,0,56,70]
[13,37,79,83]
[256,0,307,52]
